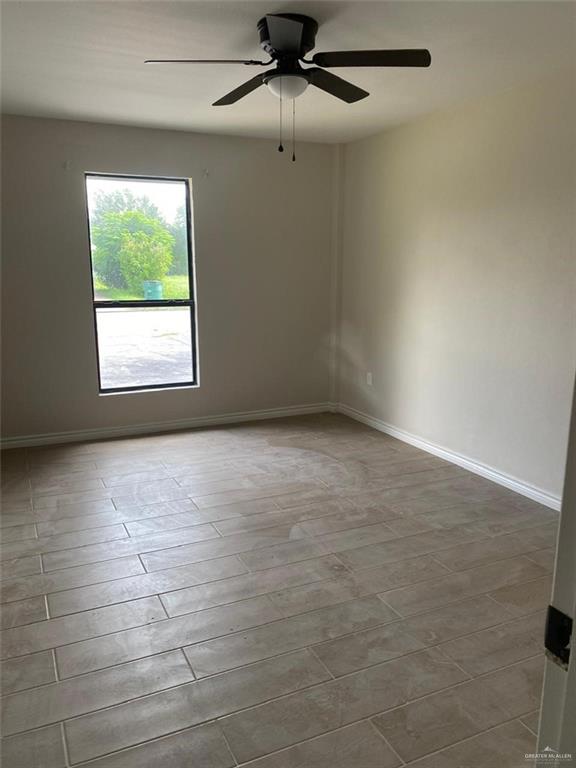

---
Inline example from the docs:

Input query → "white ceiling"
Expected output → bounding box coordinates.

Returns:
[1,0,574,143]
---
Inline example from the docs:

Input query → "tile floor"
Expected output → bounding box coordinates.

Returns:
[0,414,558,767]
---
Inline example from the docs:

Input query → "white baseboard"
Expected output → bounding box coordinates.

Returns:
[337,403,561,511]
[2,399,561,511]
[0,402,335,449]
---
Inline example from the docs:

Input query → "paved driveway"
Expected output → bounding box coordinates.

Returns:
[96,308,194,390]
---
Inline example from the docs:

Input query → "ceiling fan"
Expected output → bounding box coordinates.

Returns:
[145,13,431,106]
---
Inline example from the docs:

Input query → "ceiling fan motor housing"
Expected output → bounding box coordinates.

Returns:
[145,13,431,107]
[257,14,318,58]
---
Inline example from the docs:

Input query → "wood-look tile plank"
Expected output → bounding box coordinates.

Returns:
[184,597,399,678]
[32,499,201,535]
[1,595,47,628]
[312,593,519,677]
[312,620,426,677]
[140,524,310,573]
[0,555,42,580]
[31,475,106,496]
[31,487,117,510]
[221,521,401,577]
[30,479,191,512]
[488,575,553,616]
[201,498,281,517]
[338,554,450,593]
[70,723,235,768]
[100,468,173,488]
[55,595,281,678]
[1,555,145,603]
[438,611,545,676]
[0,650,57,694]
[96,458,183,474]
[333,467,466,497]
[171,473,275,496]
[238,524,479,574]
[191,482,327,509]
[266,556,449,619]
[373,515,436,537]
[298,507,401,536]
[336,528,487,571]
[371,656,543,762]
[0,723,67,768]
[64,650,331,764]
[41,522,220,571]
[211,499,357,537]
[12,499,118,522]
[373,456,450,475]
[265,574,374,617]
[160,556,346,617]
[2,650,193,736]
[237,721,401,768]
[27,467,103,485]
[405,720,535,768]
[382,557,548,616]
[0,498,33,514]
[110,485,192,510]
[413,503,557,537]
[271,488,342,510]
[399,594,514,644]
[0,524,37,542]
[164,462,243,479]
[0,523,129,561]
[218,648,468,764]
[431,523,557,571]
[1,596,166,659]
[123,508,240,537]
[47,555,248,617]
[238,539,334,572]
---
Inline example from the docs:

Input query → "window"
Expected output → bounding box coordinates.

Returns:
[85,174,197,393]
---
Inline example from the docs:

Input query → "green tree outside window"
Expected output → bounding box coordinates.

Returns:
[92,210,174,290]
[118,231,174,293]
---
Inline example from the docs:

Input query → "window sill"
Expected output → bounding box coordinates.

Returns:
[99,382,200,397]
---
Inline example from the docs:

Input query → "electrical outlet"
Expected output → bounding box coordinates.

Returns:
[366,372,373,387]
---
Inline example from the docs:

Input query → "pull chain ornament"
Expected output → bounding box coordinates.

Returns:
[278,77,284,152]
[292,98,296,161]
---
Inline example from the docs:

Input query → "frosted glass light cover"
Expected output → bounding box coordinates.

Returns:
[266,75,309,99]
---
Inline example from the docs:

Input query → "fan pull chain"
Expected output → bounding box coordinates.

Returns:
[291,99,296,162]
[278,79,284,153]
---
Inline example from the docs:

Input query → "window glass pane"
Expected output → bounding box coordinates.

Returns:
[86,176,190,301]
[96,307,194,390]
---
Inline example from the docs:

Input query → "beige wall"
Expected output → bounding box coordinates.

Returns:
[338,73,576,499]
[1,116,334,439]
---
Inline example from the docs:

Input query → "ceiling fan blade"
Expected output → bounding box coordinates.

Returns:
[312,49,432,68]
[265,14,303,53]
[212,72,267,106]
[307,68,368,103]
[145,59,267,65]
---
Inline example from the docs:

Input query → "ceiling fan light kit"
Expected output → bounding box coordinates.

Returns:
[265,75,308,99]
[146,12,431,158]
